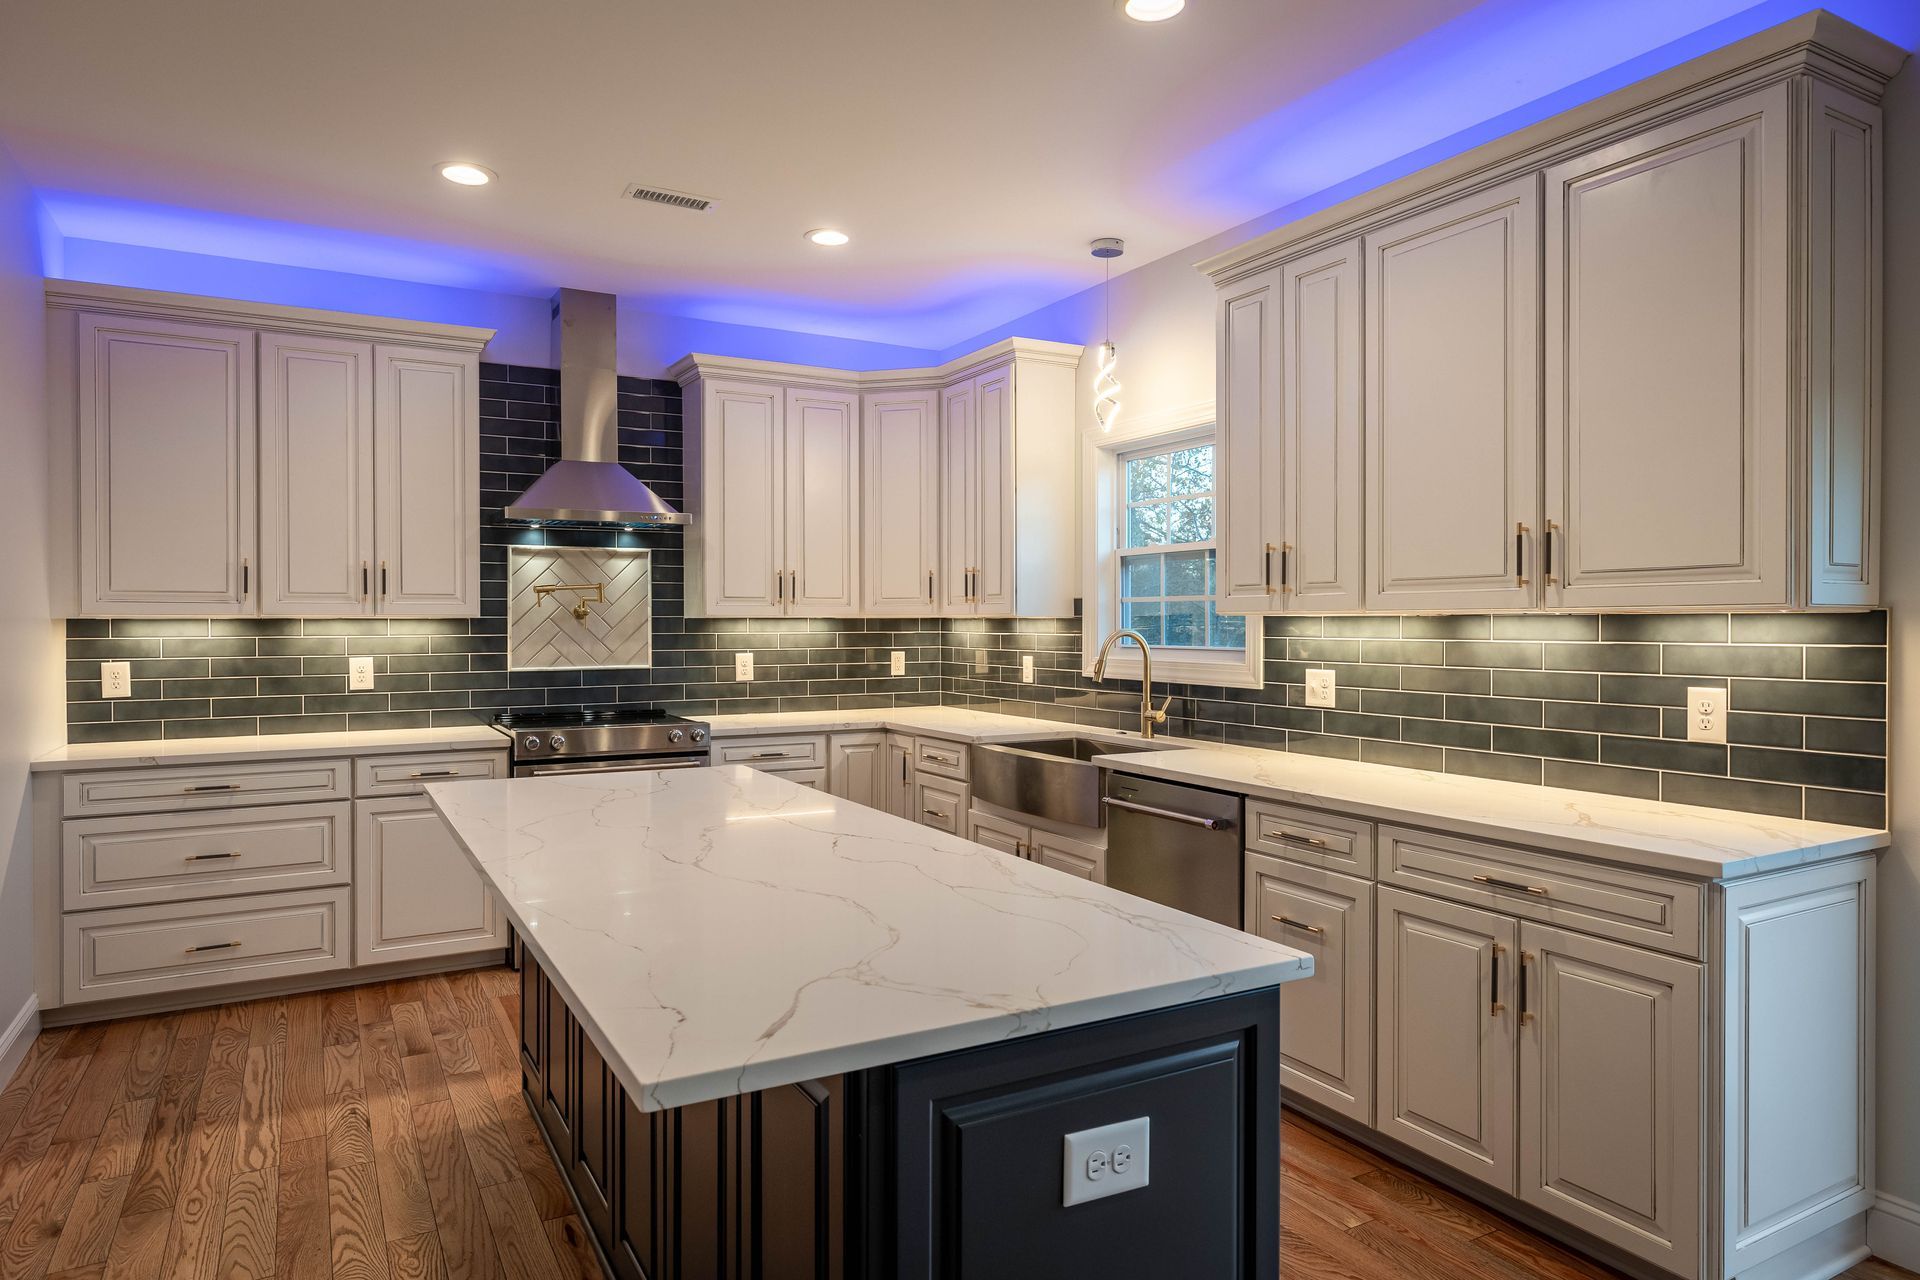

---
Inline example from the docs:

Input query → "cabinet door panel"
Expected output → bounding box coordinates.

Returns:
[743,1079,844,1280]
[353,796,505,966]
[939,380,976,613]
[260,332,374,615]
[1366,177,1539,610]
[1248,855,1371,1123]
[539,970,574,1149]
[1283,240,1364,611]
[573,1029,616,1248]
[966,809,1028,858]
[374,345,479,615]
[784,388,859,614]
[1030,829,1104,883]
[1520,922,1702,1277]
[613,1095,660,1280]
[972,369,1015,614]
[1375,886,1517,1192]
[826,732,887,810]
[885,736,915,820]
[1545,86,1788,608]
[77,313,256,614]
[700,381,784,614]
[863,390,941,614]
[1216,268,1283,610]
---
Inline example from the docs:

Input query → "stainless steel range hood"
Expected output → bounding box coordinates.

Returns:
[504,288,687,527]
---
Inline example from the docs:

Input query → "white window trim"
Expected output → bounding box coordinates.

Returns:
[1080,403,1264,690]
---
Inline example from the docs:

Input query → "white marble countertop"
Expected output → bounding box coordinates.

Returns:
[702,705,1134,744]
[1093,745,1888,880]
[30,725,507,772]
[425,765,1313,1112]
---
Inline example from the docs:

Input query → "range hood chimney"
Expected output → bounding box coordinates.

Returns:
[503,288,687,527]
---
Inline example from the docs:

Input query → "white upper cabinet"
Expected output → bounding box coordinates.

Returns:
[1544,87,1788,609]
[1201,24,1887,612]
[75,313,257,615]
[259,333,374,615]
[783,388,860,615]
[50,285,492,619]
[1365,176,1541,612]
[374,345,481,616]
[862,389,940,615]
[675,339,1078,620]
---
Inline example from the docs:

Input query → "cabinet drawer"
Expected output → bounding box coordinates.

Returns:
[62,757,351,817]
[914,737,969,780]
[63,801,350,910]
[914,775,969,834]
[761,766,827,790]
[715,736,826,769]
[1247,801,1375,876]
[1380,825,1702,958]
[61,886,350,1005]
[354,751,506,797]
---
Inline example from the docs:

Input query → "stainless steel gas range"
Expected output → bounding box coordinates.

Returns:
[492,707,712,777]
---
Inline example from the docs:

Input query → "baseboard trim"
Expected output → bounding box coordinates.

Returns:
[0,994,43,1090]
[1869,1192,1920,1271]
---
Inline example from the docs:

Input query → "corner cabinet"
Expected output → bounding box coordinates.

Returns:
[1202,18,1893,612]
[673,339,1080,619]
[48,284,492,618]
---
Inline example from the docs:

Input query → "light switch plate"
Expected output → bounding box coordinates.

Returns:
[1687,686,1727,743]
[1063,1115,1150,1207]
[348,656,376,691]
[1304,668,1337,708]
[890,650,907,676]
[974,648,989,673]
[1021,655,1035,683]
[100,661,131,699]
[734,652,755,681]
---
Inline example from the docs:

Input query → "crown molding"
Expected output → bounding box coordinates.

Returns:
[668,336,1086,391]
[44,281,497,352]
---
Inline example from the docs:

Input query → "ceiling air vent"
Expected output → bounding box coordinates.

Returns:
[621,183,715,212]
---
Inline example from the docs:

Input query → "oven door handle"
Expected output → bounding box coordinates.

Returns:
[1101,795,1232,831]
[515,759,708,777]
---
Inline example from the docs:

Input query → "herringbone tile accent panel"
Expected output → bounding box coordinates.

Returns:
[509,546,653,670]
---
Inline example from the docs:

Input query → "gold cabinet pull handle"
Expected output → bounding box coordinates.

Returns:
[1519,949,1534,1024]
[1473,874,1548,896]
[184,783,240,793]
[1515,522,1530,588]
[1263,543,1276,594]
[186,851,243,862]
[408,769,461,779]
[1269,915,1324,935]
[1490,942,1506,1016]
[186,940,242,954]
[1277,832,1328,850]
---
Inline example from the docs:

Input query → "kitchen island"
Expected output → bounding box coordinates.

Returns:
[427,764,1312,1279]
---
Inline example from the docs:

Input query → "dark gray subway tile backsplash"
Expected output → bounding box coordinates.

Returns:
[63,363,1889,827]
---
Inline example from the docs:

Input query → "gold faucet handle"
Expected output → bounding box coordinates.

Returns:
[1150,695,1173,722]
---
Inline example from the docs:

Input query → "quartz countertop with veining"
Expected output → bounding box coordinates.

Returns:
[425,765,1313,1112]
[1091,745,1888,880]
[30,725,507,772]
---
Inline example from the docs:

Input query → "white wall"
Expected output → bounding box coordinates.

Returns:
[0,139,62,1069]
[1874,55,1920,1238]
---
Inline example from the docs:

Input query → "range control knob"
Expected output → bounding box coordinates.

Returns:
[549,734,567,751]
[691,728,708,743]
[667,728,685,743]
[522,735,543,752]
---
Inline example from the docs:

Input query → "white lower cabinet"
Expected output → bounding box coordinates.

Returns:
[884,734,915,819]
[1519,922,1702,1277]
[353,794,507,967]
[1246,854,1372,1124]
[1374,886,1518,1192]
[826,732,888,810]
[913,774,968,835]
[967,808,1105,882]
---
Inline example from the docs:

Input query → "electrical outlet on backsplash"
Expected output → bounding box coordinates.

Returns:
[61,363,1888,828]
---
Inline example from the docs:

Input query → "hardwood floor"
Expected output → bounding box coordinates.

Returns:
[0,968,1907,1280]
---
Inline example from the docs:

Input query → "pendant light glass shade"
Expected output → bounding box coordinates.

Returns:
[1090,237,1124,433]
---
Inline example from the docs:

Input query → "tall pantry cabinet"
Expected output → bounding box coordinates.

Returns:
[1202,14,1894,613]
[47,284,490,618]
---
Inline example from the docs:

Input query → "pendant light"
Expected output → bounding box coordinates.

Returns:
[1091,237,1124,433]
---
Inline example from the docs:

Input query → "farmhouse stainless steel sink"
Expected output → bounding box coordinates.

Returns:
[969,735,1182,828]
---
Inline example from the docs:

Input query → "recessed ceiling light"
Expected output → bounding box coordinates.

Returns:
[437,161,496,187]
[805,228,851,247]
[1122,0,1185,20]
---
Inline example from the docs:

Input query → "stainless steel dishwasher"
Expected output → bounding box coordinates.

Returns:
[1102,773,1244,927]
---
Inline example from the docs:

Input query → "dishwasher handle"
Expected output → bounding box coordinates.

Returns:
[1102,795,1232,831]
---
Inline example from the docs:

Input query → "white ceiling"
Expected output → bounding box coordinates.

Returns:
[0,0,1878,348]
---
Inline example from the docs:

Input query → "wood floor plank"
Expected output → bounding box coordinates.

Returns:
[1477,1224,1624,1280]
[540,1216,604,1280]
[493,1106,569,1223]
[118,1017,175,1103]
[359,985,395,1032]
[326,1041,375,1170]
[248,998,290,1053]
[119,1007,213,1217]
[477,1179,567,1280]
[442,1074,519,1190]
[388,1230,452,1280]
[0,1055,93,1229]
[280,994,328,1147]
[433,1031,485,1080]
[323,989,362,1048]
[440,973,494,1032]
[391,1005,435,1059]
[400,1052,450,1105]
[0,1139,95,1280]
[327,1160,392,1280]
[81,1098,154,1184]
[99,1209,170,1280]
[46,1175,128,1273]
[0,1030,71,1151]
[362,1024,437,1243]
[420,980,466,1041]
[232,1044,280,1174]
[50,1021,140,1143]
[213,1164,277,1280]
[273,1142,331,1280]
[411,1100,502,1280]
